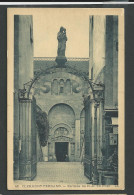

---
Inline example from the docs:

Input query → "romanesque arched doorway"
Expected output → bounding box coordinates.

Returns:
[48,104,75,162]
[50,123,74,162]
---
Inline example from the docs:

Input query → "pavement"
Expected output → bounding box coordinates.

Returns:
[34,162,90,184]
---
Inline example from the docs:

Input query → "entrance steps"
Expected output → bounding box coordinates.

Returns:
[34,162,90,184]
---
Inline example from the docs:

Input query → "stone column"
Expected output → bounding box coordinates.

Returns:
[75,120,80,161]
[13,92,20,180]
[91,87,104,184]
[92,101,99,185]
[91,99,94,167]
[97,100,104,170]
[97,102,100,162]
[42,144,48,162]
[70,142,75,162]
[83,95,93,181]
[80,110,85,153]
[36,130,43,162]
[52,142,55,161]
[48,142,54,161]
[19,98,37,180]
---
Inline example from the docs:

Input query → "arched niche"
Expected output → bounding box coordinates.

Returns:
[50,123,73,142]
[51,79,58,95]
[65,79,71,94]
[48,103,75,130]
[59,79,64,94]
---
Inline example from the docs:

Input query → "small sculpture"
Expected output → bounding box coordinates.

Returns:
[57,26,67,57]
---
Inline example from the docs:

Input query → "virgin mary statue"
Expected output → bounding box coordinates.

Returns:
[57,26,67,57]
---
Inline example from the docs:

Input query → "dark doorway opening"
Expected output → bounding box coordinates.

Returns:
[55,142,68,162]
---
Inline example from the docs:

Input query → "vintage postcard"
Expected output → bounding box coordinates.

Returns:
[7,8,124,190]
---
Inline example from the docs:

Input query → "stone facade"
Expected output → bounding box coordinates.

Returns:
[34,58,90,162]
[89,15,118,109]
[89,15,118,184]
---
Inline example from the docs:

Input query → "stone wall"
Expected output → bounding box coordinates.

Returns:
[33,71,88,116]
[14,15,34,179]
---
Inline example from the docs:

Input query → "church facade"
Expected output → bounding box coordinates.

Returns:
[34,57,90,162]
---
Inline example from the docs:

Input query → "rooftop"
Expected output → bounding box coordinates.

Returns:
[34,57,90,74]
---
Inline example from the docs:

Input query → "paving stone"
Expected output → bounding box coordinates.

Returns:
[34,162,90,184]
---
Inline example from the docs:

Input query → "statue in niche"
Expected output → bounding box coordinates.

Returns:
[57,26,67,57]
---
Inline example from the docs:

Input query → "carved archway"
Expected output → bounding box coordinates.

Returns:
[48,123,74,162]
[18,64,105,182]
[18,65,104,101]
[49,123,73,141]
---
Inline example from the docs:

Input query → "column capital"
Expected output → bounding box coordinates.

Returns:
[93,86,104,102]
[94,100,100,108]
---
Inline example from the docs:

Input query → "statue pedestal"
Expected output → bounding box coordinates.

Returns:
[55,56,67,67]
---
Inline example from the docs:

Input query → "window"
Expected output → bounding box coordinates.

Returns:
[65,79,71,94]
[52,79,58,95]
[59,79,64,94]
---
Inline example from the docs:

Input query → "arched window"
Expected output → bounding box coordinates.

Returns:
[59,79,64,94]
[65,79,71,94]
[51,79,58,95]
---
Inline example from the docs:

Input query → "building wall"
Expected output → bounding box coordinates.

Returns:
[104,16,118,109]
[14,15,34,179]
[17,15,33,88]
[89,15,106,83]
[89,15,118,109]
[34,71,88,116]
[104,16,118,171]
[89,15,118,177]
[34,58,89,75]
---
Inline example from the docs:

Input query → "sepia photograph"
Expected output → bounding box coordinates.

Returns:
[7,8,124,190]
